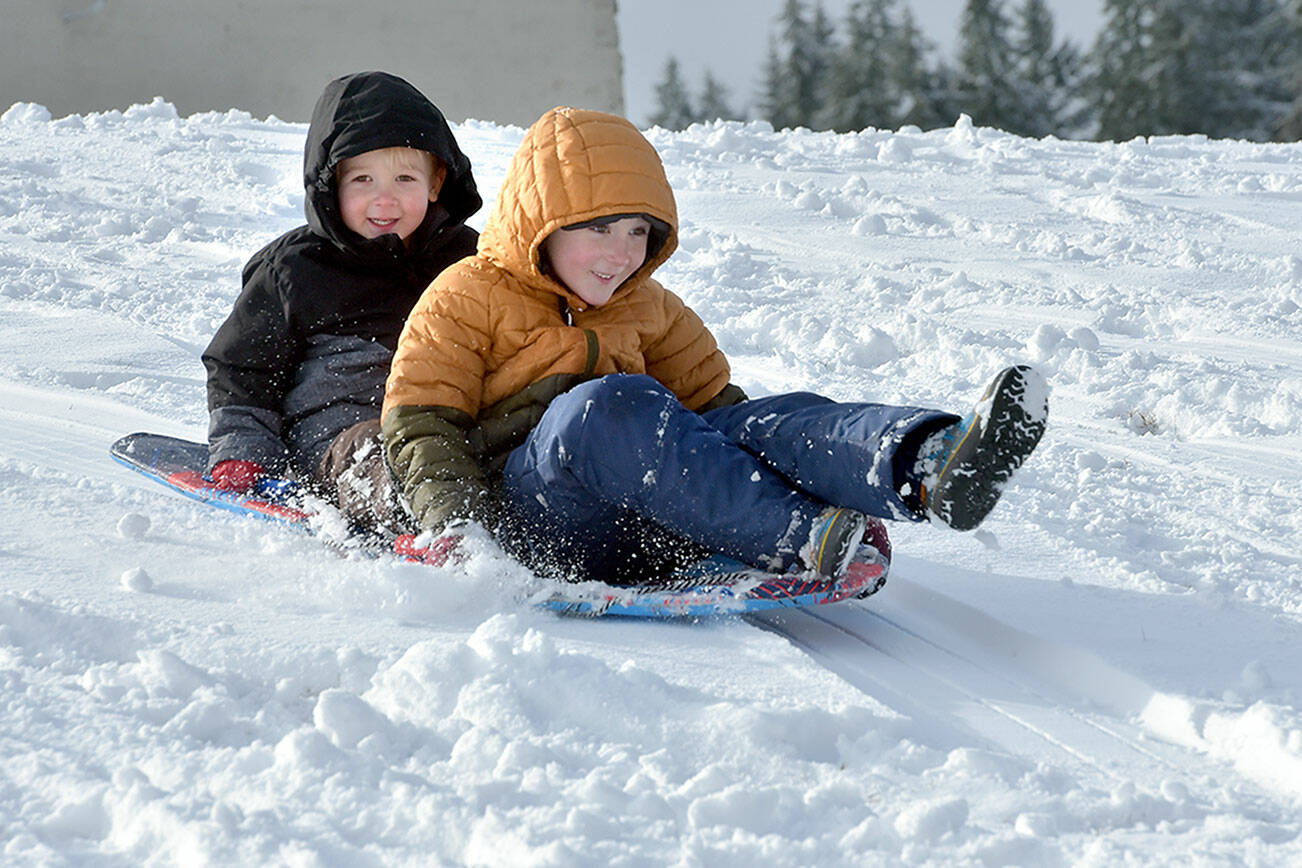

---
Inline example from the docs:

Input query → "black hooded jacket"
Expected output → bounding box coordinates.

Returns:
[202,71,481,475]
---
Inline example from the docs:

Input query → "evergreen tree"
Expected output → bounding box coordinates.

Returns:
[759,36,794,129]
[1091,0,1158,140]
[807,1,838,126]
[817,0,963,133]
[648,56,695,131]
[1145,0,1216,135]
[774,0,812,128]
[764,0,837,130]
[955,0,1023,131]
[1093,0,1290,141]
[1215,0,1295,140]
[1156,0,1290,139]
[893,8,961,129]
[1010,0,1087,137]
[821,0,903,131]
[1278,0,1302,138]
[696,71,737,123]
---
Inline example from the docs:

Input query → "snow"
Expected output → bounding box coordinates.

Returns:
[2,97,1301,864]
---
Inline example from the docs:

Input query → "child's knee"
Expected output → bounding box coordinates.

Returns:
[523,375,678,476]
[550,374,671,430]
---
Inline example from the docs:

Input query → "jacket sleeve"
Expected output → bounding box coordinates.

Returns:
[382,274,497,531]
[381,404,498,531]
[642,285,737,411]
[201,251,300,473]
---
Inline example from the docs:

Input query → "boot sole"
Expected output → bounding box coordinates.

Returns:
[811,509,867,578]
[929,365,1048,531]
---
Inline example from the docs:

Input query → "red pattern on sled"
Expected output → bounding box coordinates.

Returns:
[166,470,313,523]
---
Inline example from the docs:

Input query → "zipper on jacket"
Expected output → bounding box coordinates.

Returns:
[558,298,600,374]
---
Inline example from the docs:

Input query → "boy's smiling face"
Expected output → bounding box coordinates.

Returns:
[336,147,444,242]
[542,216,651,307]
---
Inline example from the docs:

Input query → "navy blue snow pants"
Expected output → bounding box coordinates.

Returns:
[499,374,953,581]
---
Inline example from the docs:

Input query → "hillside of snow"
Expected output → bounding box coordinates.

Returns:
[1,98,1300,865]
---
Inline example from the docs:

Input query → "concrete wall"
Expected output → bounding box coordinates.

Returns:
[1,0,623,125]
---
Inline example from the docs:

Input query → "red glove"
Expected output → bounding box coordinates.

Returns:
[210,459,264,493]
[394,533,464,566]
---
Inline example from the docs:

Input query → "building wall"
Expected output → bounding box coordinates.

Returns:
[1,0,623,125]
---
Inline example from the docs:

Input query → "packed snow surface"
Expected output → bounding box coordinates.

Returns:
[2,98,1301,865]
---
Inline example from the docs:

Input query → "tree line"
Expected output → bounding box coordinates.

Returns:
[649,0,1302,141]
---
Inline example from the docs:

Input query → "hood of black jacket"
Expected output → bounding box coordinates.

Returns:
[302,71,481,264]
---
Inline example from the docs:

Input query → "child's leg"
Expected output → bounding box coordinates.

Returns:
[499,375,828,578]
[702,394,958,523]
[314,418,408,535]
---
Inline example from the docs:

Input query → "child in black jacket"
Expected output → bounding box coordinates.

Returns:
[202,71,481,532]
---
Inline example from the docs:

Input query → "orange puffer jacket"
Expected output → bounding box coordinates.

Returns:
[382,107,743,531]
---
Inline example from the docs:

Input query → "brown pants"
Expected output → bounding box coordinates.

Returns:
[313,419,408,535]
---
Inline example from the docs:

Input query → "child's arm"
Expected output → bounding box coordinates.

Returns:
[382,279,496,532]
[382,403,497,531]
[201,255,300,474]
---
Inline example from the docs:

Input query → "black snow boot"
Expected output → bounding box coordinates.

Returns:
[917,365,1049,531]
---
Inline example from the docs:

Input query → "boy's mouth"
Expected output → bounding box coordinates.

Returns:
[368,218,399,229]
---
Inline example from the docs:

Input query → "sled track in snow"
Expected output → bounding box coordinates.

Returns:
[747,577,1253,797]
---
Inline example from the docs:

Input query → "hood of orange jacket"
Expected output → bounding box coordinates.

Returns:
[477,106,679,311]
[382,108,743,530]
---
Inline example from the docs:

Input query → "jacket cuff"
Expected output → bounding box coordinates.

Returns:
[697,382,748,414]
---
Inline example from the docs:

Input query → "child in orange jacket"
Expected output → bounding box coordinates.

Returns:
[383,107,1047,582]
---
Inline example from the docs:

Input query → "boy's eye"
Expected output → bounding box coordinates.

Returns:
[345,174,371,185]
[630,226,648,236]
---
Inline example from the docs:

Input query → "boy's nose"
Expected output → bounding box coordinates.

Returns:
[609,238,638,264]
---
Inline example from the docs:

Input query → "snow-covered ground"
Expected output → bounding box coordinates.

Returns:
[2,98,1300,865]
